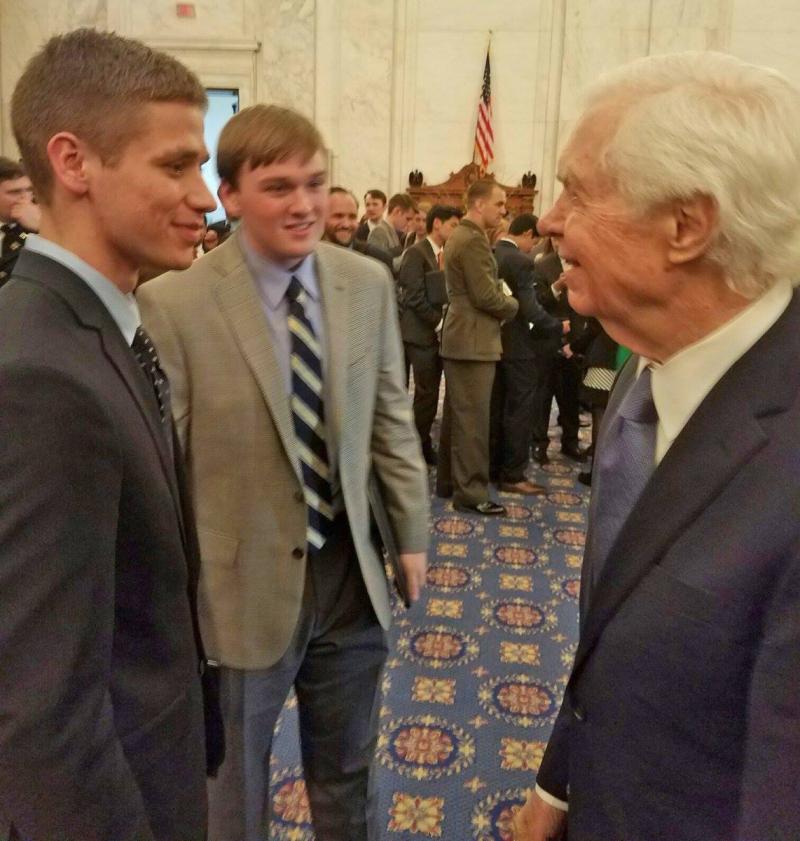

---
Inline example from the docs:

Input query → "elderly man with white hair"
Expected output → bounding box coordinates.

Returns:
[513,51,800,841]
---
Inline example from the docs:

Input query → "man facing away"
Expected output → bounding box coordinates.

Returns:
[490,213,565,494]
[436,179,519,516]
[137,104,430,841]
[0,28,221,841]
[397,203,462,466]
[514,51,800,841]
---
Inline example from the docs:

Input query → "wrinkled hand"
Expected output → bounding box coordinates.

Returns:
[11,198,41,232]
[512,790,567,841]
[398,552,427,604]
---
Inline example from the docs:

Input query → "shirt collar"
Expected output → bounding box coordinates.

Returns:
[24,234,140,345]
[240,229,318,311]
[425,236,442,256]
[640,278,793,452]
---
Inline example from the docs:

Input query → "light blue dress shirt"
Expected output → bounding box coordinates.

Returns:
[24,234,140,345]
[239,233,342,510]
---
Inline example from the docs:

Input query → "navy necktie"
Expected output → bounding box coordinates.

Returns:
[586,366,658,592]
[131,325,171,426]
[286,276,334,551]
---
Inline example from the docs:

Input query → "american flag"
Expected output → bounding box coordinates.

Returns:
[473,49,494,171]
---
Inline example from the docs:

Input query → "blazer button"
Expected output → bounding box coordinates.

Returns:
[572,703,586,722]
[294,490,304,503]
[292,546,305,560]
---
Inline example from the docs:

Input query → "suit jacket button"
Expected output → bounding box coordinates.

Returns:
[294,490,304,503]
[572,703,586,722]
[292,546,305,560]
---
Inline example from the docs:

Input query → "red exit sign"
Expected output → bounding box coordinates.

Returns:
[176,3,196,17]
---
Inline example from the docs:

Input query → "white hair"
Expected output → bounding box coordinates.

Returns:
[585,51,800,298]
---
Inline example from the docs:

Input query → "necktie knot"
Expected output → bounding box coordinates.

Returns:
[618,366,657,424]
[287,276,305,305]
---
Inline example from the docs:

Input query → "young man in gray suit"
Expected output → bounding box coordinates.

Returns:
[0,29,221,841]
[138,104,429,841]
[514,51,800,841]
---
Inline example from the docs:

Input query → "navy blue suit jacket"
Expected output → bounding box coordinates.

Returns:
[537,290,800,841]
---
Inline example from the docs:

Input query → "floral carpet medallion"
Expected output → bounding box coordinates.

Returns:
[378,714,476,780]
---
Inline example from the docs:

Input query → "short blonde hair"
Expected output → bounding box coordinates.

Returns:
[216,105,325,187]
[11,28,206,204]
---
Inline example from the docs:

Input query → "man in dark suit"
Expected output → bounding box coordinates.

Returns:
[437,180,519,515]
[514,51,800,841]
[490,213,564,494]
[0,29,222,841]
[397,204,462,465]
[531,246,586,463]
[323,185,393,272]
[355,188,386,241]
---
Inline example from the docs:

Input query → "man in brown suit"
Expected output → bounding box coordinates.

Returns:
[436,180,519,515]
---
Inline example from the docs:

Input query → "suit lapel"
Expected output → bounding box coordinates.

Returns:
[11,251,187,538]
[315,247,348,455]
[420,239,437,272]
[211,251,303,486]
[571,295,800,682]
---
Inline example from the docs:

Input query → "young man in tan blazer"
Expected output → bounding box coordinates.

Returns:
[137,105,429,841]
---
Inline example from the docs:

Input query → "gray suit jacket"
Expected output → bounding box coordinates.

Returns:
[0,251,208,841]
[137,233,429,670]
[537,291,800,841]
[367,218,402,256]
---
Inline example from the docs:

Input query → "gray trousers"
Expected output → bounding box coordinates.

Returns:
[207,516,388,841]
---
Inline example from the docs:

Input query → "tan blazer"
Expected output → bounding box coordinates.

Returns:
[137,233,429,670]
[439,218,519,361]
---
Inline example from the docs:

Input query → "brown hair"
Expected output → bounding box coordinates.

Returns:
[466,179,499,207]
[217,104,325,187]
[0,157,26,184]
[387,193,416,214]
[11,28,206,204]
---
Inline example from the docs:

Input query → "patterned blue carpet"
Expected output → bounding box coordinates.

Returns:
[268,421,590,840]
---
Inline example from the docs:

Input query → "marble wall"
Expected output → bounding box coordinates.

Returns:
[2,0,800,214]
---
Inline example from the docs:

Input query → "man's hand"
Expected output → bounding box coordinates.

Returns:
[11,198,41,232]
[512,790,567,840]
[562,343,574,359]
[398,552,427,604]
[561,320,571,335]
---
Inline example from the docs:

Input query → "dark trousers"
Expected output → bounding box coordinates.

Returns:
[404,341,443,449]
[489,358,538,483]
[437,358,496,506]
[207,517,388,841]
[532,354,581,448]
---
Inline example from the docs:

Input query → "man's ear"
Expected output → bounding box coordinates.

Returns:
[666,194,718,265]
[218,180,241,219]
[46,132,92,198]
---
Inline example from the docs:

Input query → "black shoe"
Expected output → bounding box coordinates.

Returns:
[454,500,507,516]
[577,471,592,486]
[533,444,550,465]
[421,442,438,467]
[561,444,587,462]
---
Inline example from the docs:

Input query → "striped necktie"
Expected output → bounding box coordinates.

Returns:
[132,325,171,425]
[287,276,334,550]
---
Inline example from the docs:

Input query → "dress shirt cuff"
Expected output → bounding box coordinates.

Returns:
[535,784,568,812]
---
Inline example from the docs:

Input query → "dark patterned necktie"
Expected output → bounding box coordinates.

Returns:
[286,276,334,550]
[586,366,658,592]
[131,325,171,425]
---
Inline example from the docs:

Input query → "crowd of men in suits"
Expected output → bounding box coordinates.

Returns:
[1,26,799,841]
